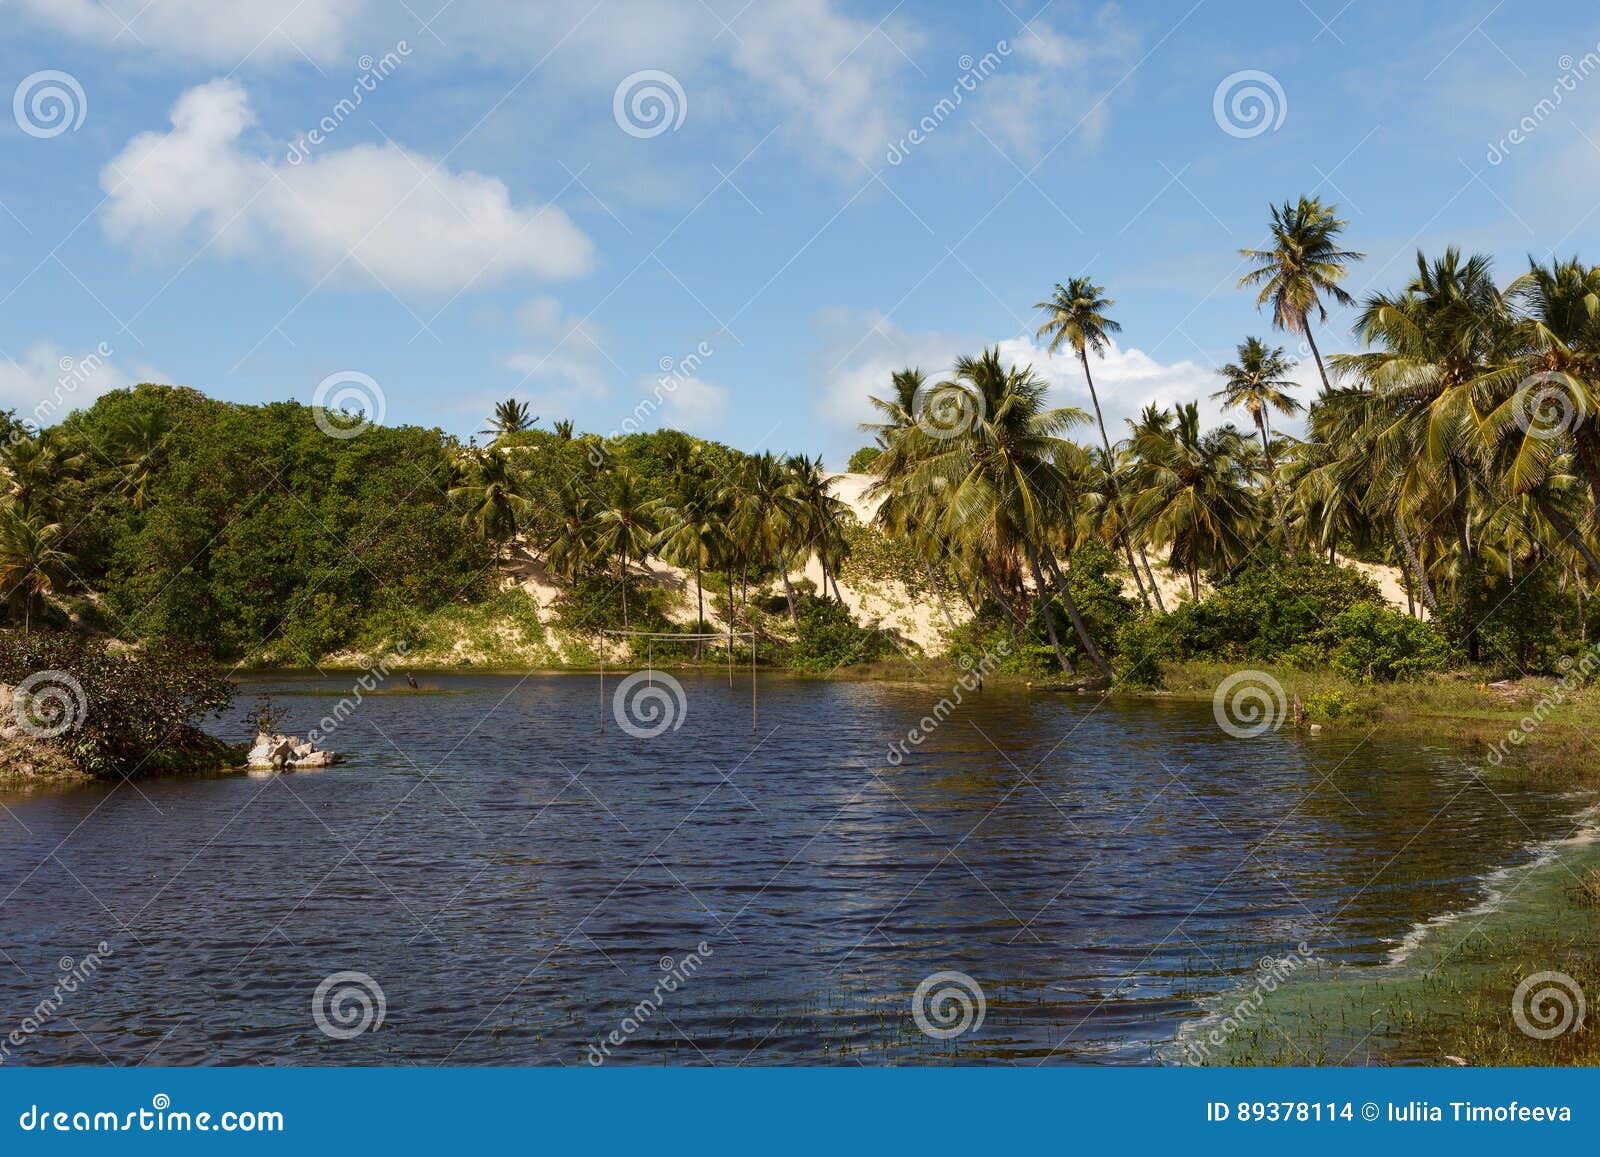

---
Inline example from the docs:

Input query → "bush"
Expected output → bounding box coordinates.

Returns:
[846,446,882,472]
[785,598,895,672]
[0,631,236,778]
[1327,604,1453,682]
[946,614,1050,677]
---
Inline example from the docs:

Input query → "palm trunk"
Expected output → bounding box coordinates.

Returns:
[1536,493,1600,583]
[1081,350,1152,611]
[1138,545,1166,613]
[780,567,799,631]
[1259,413,1294,557]
[1044,549,1113,680]
[1189,564,1199,600]
[1393,511,1439,618]
[926,560,957,631]
[984,567,1026,628]
[1303,321,1331,392]
[694,559,705,660]
[1026,546,1074,674]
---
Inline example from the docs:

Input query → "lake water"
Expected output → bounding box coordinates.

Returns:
[0,672,1582,1065]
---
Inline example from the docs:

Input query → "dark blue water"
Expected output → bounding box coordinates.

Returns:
[0,672,1578,1065]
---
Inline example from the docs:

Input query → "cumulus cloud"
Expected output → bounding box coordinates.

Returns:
[99,80,594,297]
[18,0,358,64]
[26,0,918,173]
[0,341,153,427]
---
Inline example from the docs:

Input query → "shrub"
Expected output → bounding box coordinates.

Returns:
[947,614,1050,677]
[0,631,236,778]
[785,598,895,672]
[846,446,882,473]
[1327,603,1453,682]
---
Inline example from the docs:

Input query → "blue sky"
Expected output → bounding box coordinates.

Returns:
[3,0,1599,466]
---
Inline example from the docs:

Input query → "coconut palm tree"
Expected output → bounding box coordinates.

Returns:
[448,449,531,564]
[111,409,172,511]
[1212,337,1303,554]
[0,507,74,632]
[656,462,728,655]
[1239,196,1365,391]
[1128,402,1261,599]
[480,398,537,442]
[1034,276,1152,608]
[914,348,1113,678]
[594,468,661,629]
[552,419,575,439]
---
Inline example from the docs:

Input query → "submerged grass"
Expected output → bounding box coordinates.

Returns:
[1152,660,1600,1067]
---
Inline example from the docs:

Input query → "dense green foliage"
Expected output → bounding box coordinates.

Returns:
[0,631,236,777]
[1114,559,1453,686]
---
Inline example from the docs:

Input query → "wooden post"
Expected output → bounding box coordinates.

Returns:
[599,638,605,734]
[750,630,757,733]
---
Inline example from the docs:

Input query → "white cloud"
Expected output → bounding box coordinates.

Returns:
[728,0,920,168]
[18,0,359,64]
[26,0,919,173]
[816,310,1227,447]
[659,375,728,425]
[974,12,1140,158]
[500,296,618,426]
[99,80,594,297]
[0,341,152,426]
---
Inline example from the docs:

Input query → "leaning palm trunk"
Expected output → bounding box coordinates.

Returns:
[1026,547,1075,675]
[925,560,958,631]
[1138,545,1165,614]
[1081,351,1152,611]
[1392,511,1439,618]
[1044,549,1114,680]
[1534,494,1600,584]
[780,568,800,631]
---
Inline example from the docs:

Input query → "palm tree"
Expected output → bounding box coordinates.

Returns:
[0,434,70,519]
[1034,276,1152,609]
[448,449,532,564]
[480,398,537,442]
[1212,337,1302,554]
[111,409,172,511]
[0,507,74,632]
[915,348,1113,678]
[786,454,850,602]
[594,469,661,629]
[1129,402,1261,599]
[552,419,575,439]
[724,452,803,629]
[656,460,728,655]
[1331,249,1510,646]
[1239,196,1365,391]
